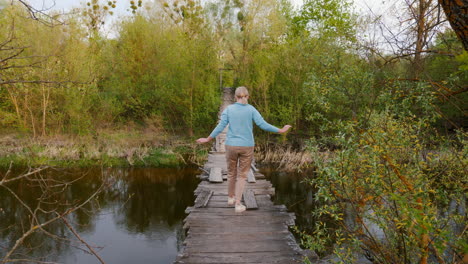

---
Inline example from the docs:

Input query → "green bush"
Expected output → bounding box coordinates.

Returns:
[304,111,466,263]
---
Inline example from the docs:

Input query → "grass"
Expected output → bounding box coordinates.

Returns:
[0,129,209,168]
[255,143,313,171]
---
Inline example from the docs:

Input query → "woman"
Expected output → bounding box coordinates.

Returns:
[196,86,291,213]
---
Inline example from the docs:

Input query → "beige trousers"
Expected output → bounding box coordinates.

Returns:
[225,145,254,202]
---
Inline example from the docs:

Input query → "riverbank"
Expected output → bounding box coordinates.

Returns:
[0,130,209,168]
[0,130,314,170]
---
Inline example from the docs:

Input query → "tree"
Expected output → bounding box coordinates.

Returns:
[438,0,468,50]
[293,0,356,42]
[1,3,100,136]
[370,0,446,78]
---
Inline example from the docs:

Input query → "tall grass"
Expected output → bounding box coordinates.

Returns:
[0,129,195,168]
[255,144,312,171]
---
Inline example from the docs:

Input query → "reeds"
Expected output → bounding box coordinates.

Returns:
[255,144,313,171]
[0,129,188,167]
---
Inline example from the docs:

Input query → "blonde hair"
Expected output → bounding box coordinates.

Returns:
[235,86,249,104]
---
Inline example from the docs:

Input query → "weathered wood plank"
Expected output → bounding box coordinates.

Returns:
[184,220,290,230]
[195,188,273,195]
[247,169,256,183]
[209,167,223,183]
[199,180,272,188]
[243,189,258,209]
[195,184,273,191]
[197,183,273,189]
[208,194,272,204]
[187,225,290,235]
[251,162,258,172]
[184,214,293,224]
[185,205,288,214]
[185,211,293,219]
[175,251,303,264]
[184,240,296,253]
[183,233,296,243]
[201,189,274,196]
[194,189,213,208]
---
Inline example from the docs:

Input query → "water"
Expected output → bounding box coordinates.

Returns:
[260,167,317,235]
[0,167,199,264]
[0,166,315,264]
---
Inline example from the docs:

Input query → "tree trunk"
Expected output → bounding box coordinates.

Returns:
[414,0,429,78]
[6,86,26,129]
[438,0,468,50]
[41,83,50,137]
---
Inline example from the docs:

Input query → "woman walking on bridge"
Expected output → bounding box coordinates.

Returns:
[196,86,291,213]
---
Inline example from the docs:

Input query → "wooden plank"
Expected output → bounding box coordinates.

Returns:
[184,219,293,228]
[194,189,213,208]
[209,167,223,183]
[195,185,273,192]
[201,189,274,196]
[243,189,258,210]
[209,194,272,204]
[185,210,292,218]
[251,162,258,172]
[184,233,296,242]
[184,219,290,230]
[184,216,293,228]
[184,213,293,220]
[185,205,288,214]
[184,240,296,253]
[247,168,256,183]
[175,251,303,264]
[199,180,272,188]
[185,236,291,248]
[196,183,273,189]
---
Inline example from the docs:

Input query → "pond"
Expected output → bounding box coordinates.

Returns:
[0,166,314,263]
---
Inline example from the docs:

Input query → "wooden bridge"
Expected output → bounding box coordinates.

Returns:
[174,88,314,264]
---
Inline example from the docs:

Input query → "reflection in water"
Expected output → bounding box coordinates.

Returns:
[260,167,316,235]
[0,167,199,264]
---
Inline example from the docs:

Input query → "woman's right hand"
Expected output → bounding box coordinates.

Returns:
[196,137,212,144]
[278,125,292,134]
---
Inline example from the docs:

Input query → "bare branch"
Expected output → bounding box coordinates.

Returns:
[2,259,59,264]
[14,0,66,27]
[61,217,106,264]
[1,168,109,263]
[0,166,48,186]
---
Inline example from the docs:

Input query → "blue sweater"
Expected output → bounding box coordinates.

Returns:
[209,103,279,147]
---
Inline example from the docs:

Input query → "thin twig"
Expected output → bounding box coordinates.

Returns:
[60,216,106,264]
[0,166,48,185]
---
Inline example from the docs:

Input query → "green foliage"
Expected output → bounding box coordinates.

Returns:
[302,52,376,138]
[134,148,185,167]
[292,0,356,42]
[0,2,222,137]
[101,11,220,135]
[306,112,467,262]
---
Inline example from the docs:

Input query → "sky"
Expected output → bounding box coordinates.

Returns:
[23,0,391,40]
[25,0,388,16]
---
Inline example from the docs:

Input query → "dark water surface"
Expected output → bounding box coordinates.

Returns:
[0,167,200,264]
[260,167,316,235]
[0,166,312,264]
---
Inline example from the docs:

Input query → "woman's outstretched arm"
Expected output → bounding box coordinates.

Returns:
[196,108,229,144]
[252,107,291,134]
